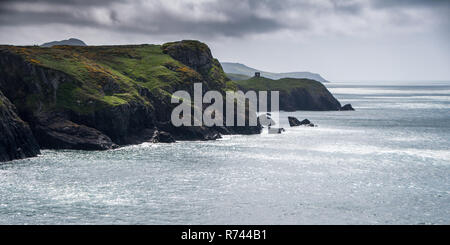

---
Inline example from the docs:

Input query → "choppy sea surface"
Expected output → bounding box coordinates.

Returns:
[1,81,449,224]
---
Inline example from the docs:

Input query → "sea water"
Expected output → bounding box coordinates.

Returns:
[0,81,449,224]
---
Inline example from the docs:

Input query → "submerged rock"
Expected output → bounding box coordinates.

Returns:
[341,104,355,111]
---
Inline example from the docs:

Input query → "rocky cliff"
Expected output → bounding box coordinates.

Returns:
[0,91,40,161]
[0,40,350,162]
[236,77,342,111]
[0,40,261,161]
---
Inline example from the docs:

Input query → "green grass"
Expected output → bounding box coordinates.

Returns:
[1,43,219,114]
[102,95,128,106]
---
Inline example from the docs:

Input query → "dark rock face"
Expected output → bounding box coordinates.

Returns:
[288,116,301,126]
[68,101,156,146]
[300,119,312,125]
[162,40,213,77]
[279,87,341,111]
[157,122,223,141]
[0,49,139,150]
[154,130,176,143]
[288,116,314,127]
[162,40,262,136]
[0,91,40,162]
[33,113,117,150]
[237,78,342,111]
[341,104,355,111]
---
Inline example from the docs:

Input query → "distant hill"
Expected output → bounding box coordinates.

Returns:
[41,38,87,47]
[226,73,251,81]
[222,62,329,83]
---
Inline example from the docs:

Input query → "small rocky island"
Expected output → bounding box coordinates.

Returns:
[341,104,355,111]
[0,40,353,162]
[288,117,315,127]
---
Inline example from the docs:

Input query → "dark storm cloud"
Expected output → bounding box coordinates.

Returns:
[0,0,125,6]
[0,0,447,38]
[0,8,99,26]
[0,0,291,37]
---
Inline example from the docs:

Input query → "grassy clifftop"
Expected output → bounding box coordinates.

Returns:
[0,42,338,115]
[0,40,343,157]
[0,40,258,150]
[236,76,328,92]
[0,42,228,115]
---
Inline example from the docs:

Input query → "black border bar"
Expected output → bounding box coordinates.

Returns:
[0,225,447,243]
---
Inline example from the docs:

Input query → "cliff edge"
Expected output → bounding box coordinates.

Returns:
[0,91,40,161]
[0,40,260,159]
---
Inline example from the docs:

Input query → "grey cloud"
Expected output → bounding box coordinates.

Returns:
[0,8,100,27]
[372,0,450,8]
[0,0,125,6]
[371,0,450,34]
[0,0,447,38]
[0,0,291,37]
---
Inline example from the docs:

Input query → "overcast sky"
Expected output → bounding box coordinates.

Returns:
[0,0,449,81]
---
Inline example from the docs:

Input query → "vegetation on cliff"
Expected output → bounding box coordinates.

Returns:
[0,40,261,156]
[0,39,347,161]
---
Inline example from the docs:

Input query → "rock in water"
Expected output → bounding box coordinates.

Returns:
[151,129,176,143]
[341,104,355,111]
[300,119,311,125]
[258,114,276,127]
[288,116,315,127]
[0,91,40,162]
[288,116,301,126]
